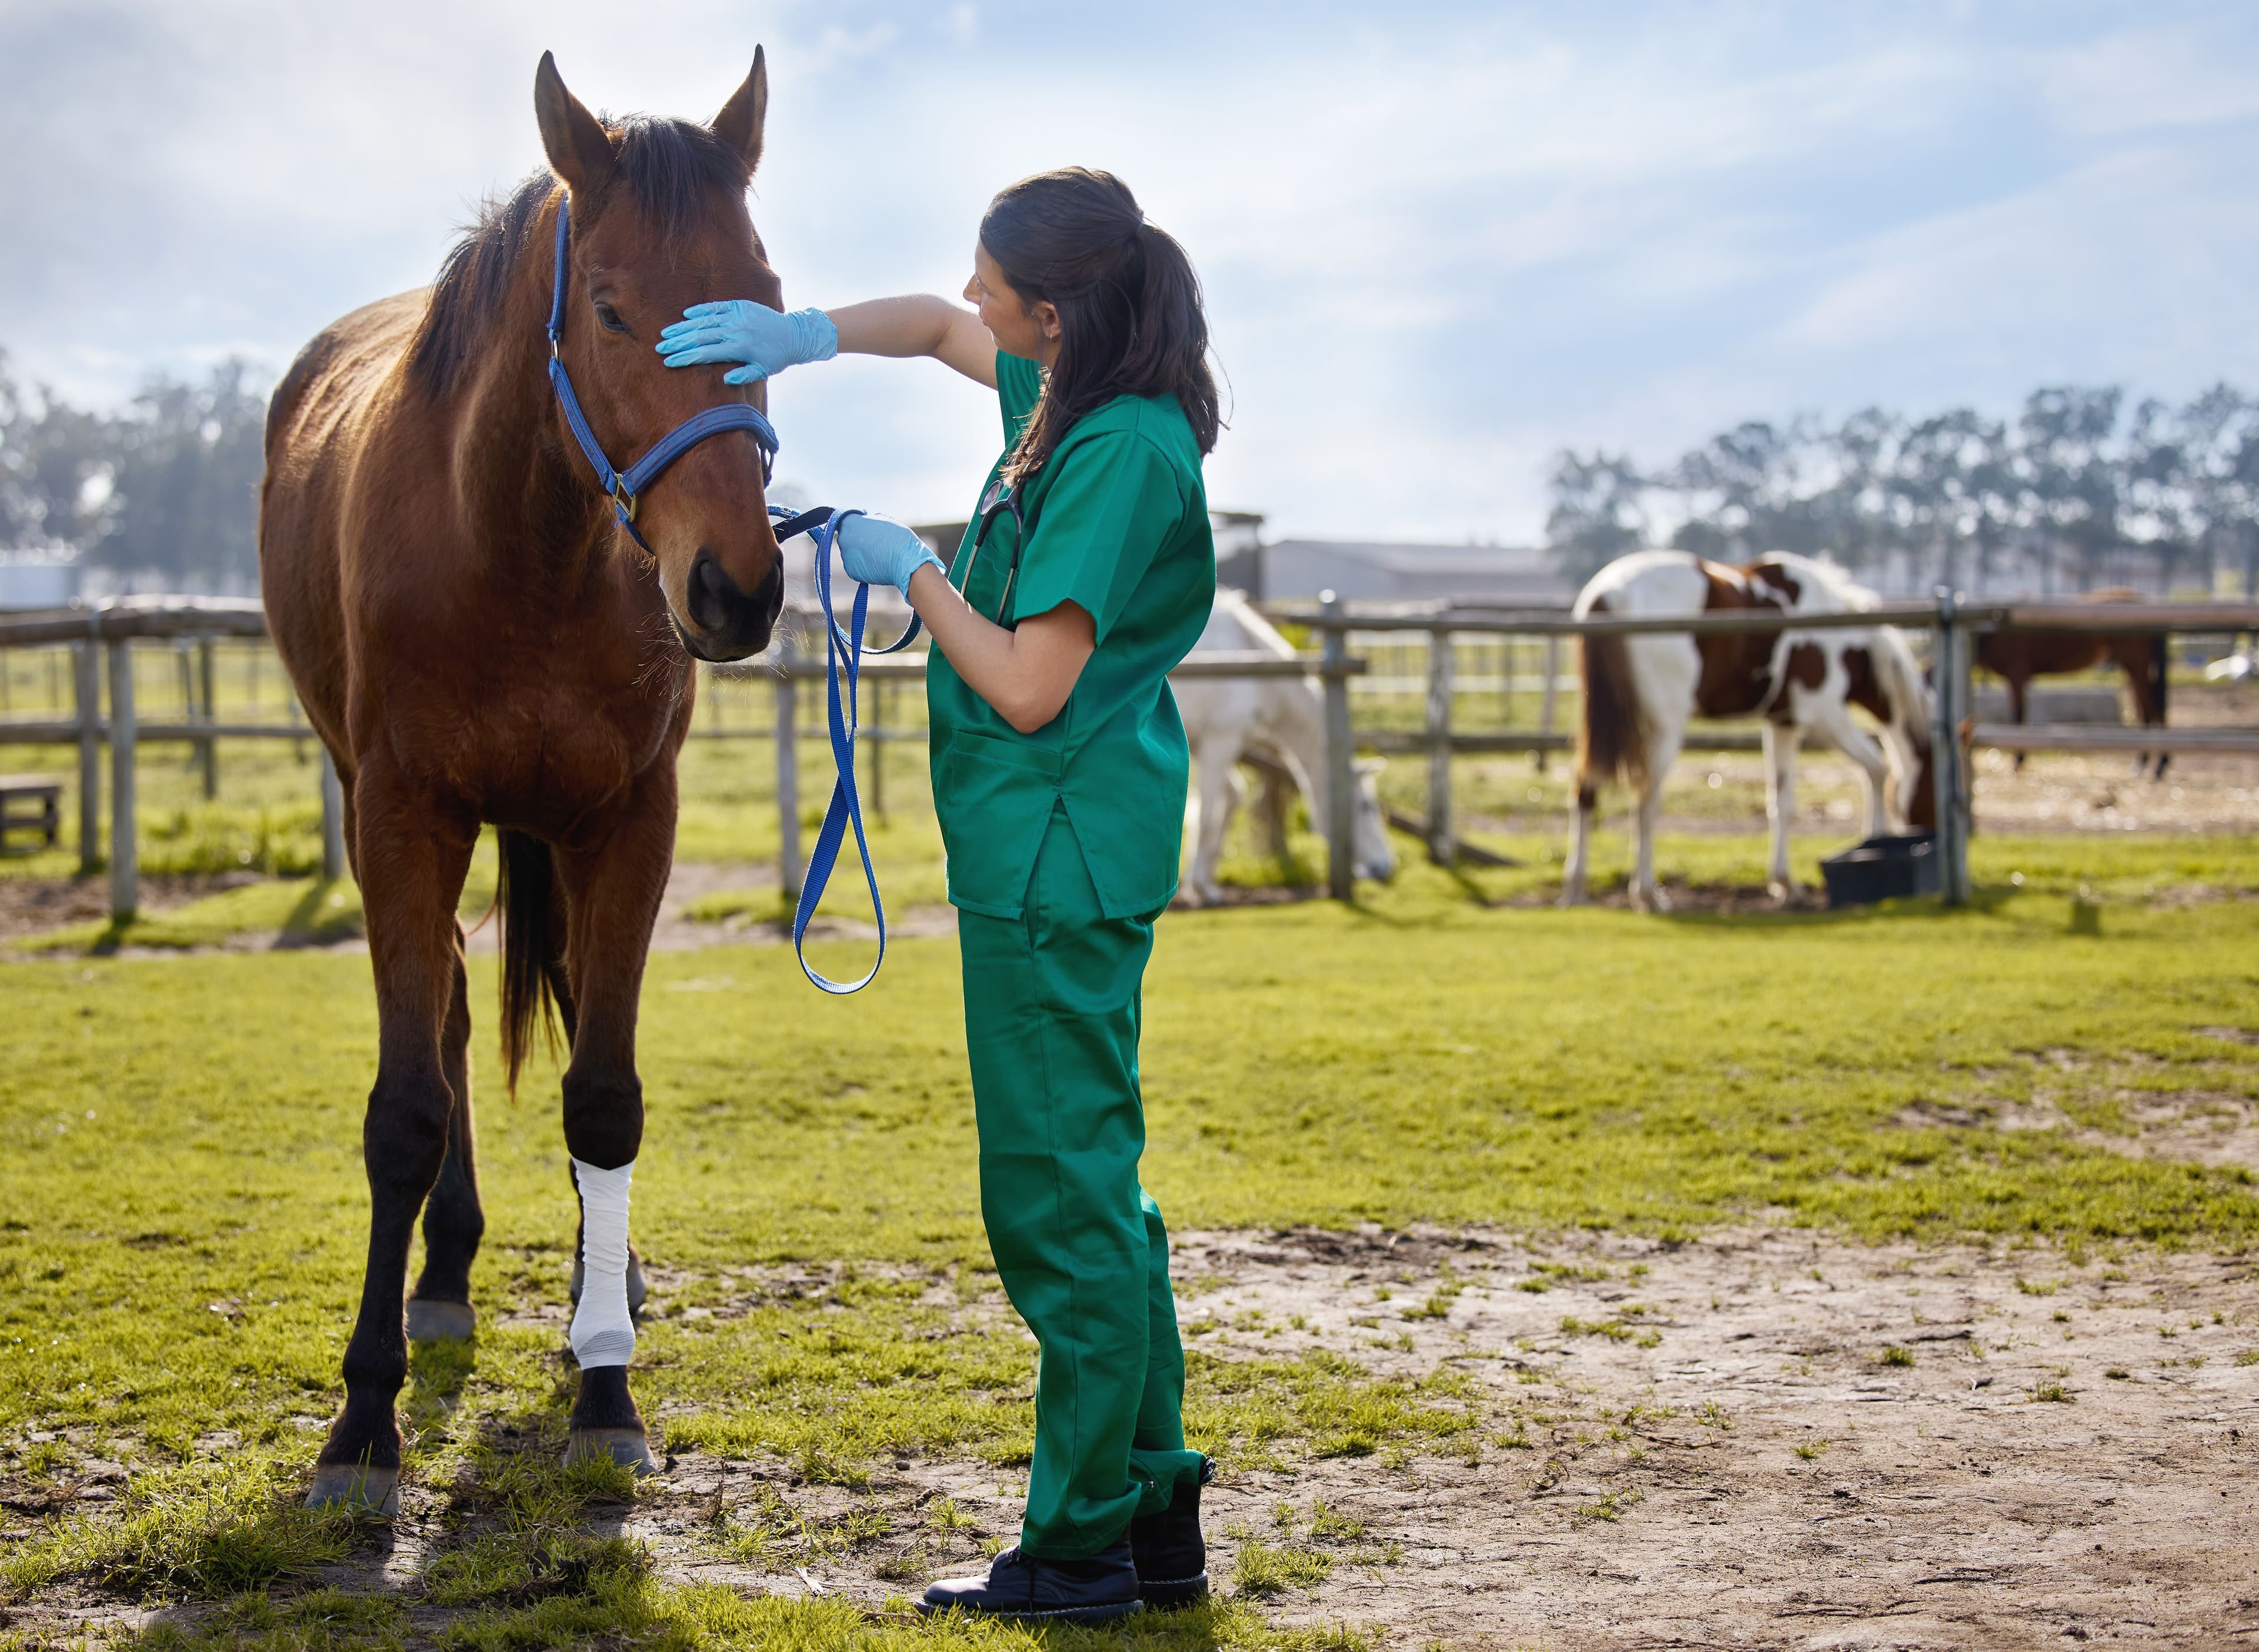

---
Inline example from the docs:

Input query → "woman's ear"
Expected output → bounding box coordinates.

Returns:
[1033,299,1062,343]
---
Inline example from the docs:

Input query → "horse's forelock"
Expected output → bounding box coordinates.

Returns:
[605,115,748,243]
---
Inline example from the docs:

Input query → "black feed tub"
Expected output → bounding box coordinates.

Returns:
[1820,833,1939,908]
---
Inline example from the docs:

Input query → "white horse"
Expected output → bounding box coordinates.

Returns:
[1175,589,1394,906]
[1561,550,1937,911]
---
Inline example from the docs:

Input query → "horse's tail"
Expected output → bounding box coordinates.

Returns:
[495,828,563,1099]
[1576,598,1646,801]
[2148,632,2170,727]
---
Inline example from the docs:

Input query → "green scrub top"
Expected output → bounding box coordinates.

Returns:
[926,352,1216,921]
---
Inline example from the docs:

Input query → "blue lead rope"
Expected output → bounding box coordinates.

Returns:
[772,505,924,994]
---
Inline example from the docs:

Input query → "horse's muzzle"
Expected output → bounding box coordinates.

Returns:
[678,548,784,662]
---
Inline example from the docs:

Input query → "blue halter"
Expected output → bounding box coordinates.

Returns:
[547,194,781,558]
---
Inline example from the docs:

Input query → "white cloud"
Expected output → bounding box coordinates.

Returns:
[7,1,2259,543]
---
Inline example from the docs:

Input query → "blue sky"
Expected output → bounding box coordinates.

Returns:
[7,0,2258,541]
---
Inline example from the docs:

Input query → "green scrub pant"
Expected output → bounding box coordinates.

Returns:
[957,805,1205,1559]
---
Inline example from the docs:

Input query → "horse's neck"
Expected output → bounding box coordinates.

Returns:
[448,282,607,570]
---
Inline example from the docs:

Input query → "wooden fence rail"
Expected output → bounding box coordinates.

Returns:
[4,595,2255,922]
[1283,593,2259,907]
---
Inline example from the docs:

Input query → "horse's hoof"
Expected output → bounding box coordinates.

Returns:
[564,1428,658,1476]
[1767,881,1792,904]
[306,1463,399,1517]
[406,1297,477,1342]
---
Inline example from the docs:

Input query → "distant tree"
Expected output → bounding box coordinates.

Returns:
[1543,450,1649,583]
[0,351,114,550]
[2013,386,2123,592]
[0,351,268,585]
[1547,382,2258,594]
[87,360,268,585]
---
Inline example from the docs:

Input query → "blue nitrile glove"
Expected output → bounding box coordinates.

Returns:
[835,512,945,600]
[657,301,838,385]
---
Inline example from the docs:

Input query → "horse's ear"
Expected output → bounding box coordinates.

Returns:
[535,51,615,195]
[710,46,768,176]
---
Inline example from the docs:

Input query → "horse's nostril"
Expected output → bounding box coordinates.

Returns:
[687,550,737,633]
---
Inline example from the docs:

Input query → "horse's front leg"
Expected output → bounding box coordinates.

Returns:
[407,930,481,1343]
[554,787,674,1473]
[1762,720,1798,901]
[310,766,477,1512]
[1187,736,1242,905]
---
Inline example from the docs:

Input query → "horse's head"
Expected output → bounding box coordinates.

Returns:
[535,52,787,662]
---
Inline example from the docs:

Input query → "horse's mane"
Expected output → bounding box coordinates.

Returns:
[408,116,748,399]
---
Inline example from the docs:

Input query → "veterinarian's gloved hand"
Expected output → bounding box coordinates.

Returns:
[657,301,837,385]
[835,512,944,600]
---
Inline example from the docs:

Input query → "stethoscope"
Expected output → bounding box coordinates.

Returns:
[958,478,1028,625]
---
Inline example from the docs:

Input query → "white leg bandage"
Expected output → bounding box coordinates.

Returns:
[570,1158,637,1369]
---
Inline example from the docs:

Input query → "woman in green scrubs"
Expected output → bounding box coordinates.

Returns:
[659,168,1218,1624]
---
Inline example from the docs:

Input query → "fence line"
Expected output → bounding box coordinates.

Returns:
[4,595,2257,922]
[1280,592,2259,907]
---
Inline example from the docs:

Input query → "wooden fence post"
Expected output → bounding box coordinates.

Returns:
[775,644,802,901]
[319,747,347,881]
[1930,589,1968,906]
[106,640,138,922]
[196,638,218,799]
[1537,633,1561,772]
[1948,615,1974,903]
[1425,626,1455,866]
[1321,592,1355,902]
[74,640,101,875]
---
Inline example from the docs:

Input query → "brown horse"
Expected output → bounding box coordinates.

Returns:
[258,52,788,1511]
[1975,589,2170,777]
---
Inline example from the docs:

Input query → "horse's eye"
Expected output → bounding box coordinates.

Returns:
[594,301,629,334]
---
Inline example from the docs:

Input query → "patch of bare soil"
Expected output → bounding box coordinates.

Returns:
[611,1230,2257,1646]
[0,871,262,942]
[1144,1227,2259,1648]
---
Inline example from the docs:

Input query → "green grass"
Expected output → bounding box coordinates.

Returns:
[3,840,2258,1641]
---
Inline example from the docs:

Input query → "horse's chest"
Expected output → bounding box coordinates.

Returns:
[381,665,682,822]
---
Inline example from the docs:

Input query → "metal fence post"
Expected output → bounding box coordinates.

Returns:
[1425,626,1455,866]
[1321,592,1355,902]
[1930,589,1967,906]
[74,640,101,874]
[775,644,802,901]
[319,747,348,881]
[106,640,138,922]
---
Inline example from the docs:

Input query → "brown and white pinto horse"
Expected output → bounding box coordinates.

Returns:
[1975,588,2170,777]
[259,54,788,1510]
[1561,551,1937,911]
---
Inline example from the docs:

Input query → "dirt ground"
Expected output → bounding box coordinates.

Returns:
[666,1228,2259,1648]
[195,1226,2248,1651]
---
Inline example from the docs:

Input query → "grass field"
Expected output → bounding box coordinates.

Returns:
[3,839,2258,1646]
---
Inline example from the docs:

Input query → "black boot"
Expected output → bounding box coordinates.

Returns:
[918,1538,1142,1624]
[1130,1457,1214,1608]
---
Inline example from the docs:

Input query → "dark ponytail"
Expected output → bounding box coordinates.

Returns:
[980,168,1221,484]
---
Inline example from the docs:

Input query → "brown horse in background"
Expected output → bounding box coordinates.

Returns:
[259,51,788,1510]
[1975,589,2170,777]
